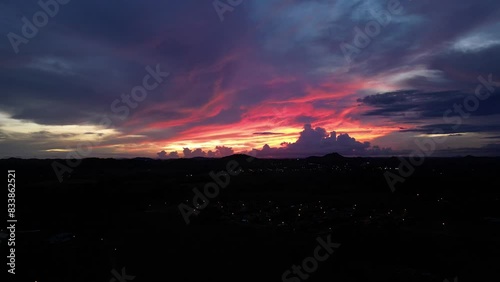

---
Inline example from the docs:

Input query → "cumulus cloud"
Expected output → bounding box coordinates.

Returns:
[247,124,393,158]
[214,146,235,157]
[157,150,179,159]
[159,125,393,159]
[182,148,206,158]
[157,146,235,159]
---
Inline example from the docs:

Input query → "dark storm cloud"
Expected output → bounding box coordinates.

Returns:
[400,124,500,135]
[358,89,500,120]
[428,43,500,86]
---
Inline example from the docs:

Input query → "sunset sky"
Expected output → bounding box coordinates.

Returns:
[1,0,500,158]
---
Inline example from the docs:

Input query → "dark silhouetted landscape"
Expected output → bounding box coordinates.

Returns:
[2,154,500,281]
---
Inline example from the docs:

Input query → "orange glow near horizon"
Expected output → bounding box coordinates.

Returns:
[137,77,402,155]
